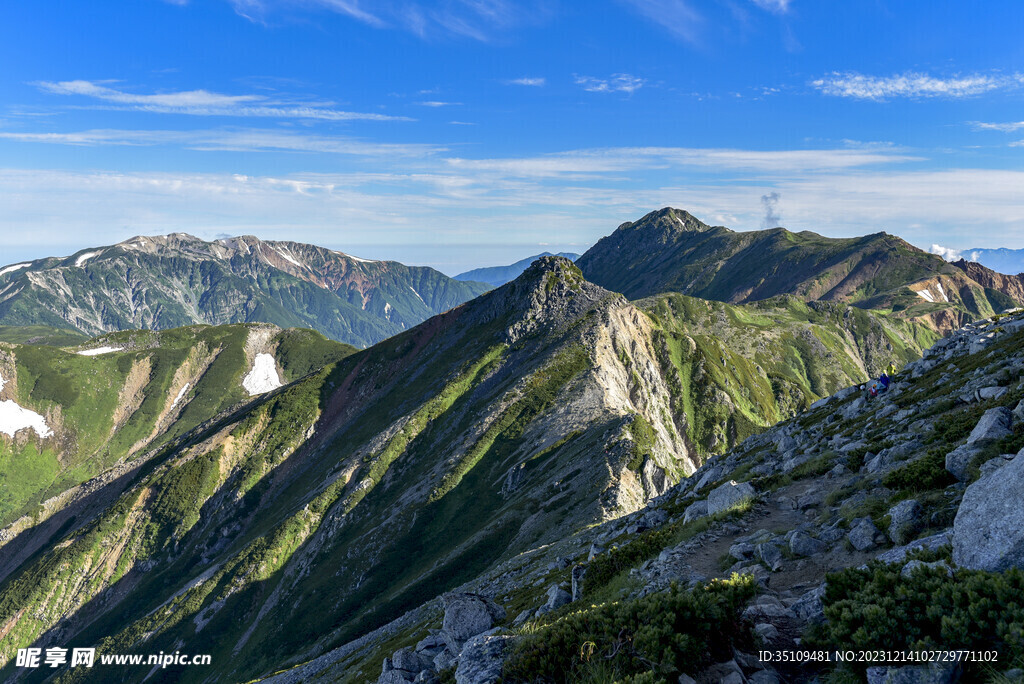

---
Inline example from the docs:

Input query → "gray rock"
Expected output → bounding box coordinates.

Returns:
[694,464,726,491]
[392,647,431,674]
[416,634,447,653]
[455,634,512,684]
[571,564,586,602]
[966,407,1013,445]
[944,443,984,482]
[790,584,825,624]
[440,593,505,652]
[753,622,779,642]
[789,531,826,557]
[432,649,456,673]
[887,499,923,545]
[900,559,953,579]
[742,595,791,621]
[781,452,815,473]
[678,675,697,684]
[683,499,708,523]
[847,517,884,551]
[877,530,954,565]
[511,609,532,627]
[756,542,784,571]
[1013,399,1024,423]
[587,543,605,560]
[953,452,1024,571]
[541,585,571,612]
[706,480,756,516]
[748,671,781,684]
[866,664,957,684]
[414,671,440,684]
[978,386,1009,401]
[378,671,414,684]
[729,542,755,561]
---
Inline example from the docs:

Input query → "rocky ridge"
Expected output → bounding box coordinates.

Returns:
[285,308,1024,683]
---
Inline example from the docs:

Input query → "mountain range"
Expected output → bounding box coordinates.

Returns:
[0,208,1023,683]
[0,234,489,349]
[454,252,580,288]
[932,245,1024,276]
[577,208,1024,334]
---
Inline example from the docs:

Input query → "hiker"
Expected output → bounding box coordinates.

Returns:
[879,372,891,391]
[869,380,879,398]
[887,361,898,377]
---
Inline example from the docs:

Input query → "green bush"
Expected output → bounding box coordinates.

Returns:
[503,575,757,683]
[882,448,956,493]
[807,560,1024,678]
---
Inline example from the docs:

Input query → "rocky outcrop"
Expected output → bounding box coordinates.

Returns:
[953,452,1024,571]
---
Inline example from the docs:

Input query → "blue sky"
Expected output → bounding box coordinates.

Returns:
[1,1,1023,274]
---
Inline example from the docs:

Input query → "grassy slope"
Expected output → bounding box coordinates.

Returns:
[0,325,355,527]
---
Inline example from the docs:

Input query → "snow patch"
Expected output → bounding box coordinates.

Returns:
[935,281,948,302]
[0,263,29,276]
[242,353,282,396]
[74,251,100,267]
[0,373,51,437]
[77,346,123,356]
[917,289,936,303]
[171,383,190,409]
[275,247,302,268]
[337,251,377,264]
[409,286,426,305]
[384,302,393,319]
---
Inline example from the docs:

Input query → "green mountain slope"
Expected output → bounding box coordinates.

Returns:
[0,234,490,348]
[0,258,926,683]
[0,324,355,530]
[576,208,1024,333]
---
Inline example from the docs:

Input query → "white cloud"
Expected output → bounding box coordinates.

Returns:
[0,128,444,157]
[930,244,962,261]
[750,0,790,13]
[811,71,1024,100]
[229,0,548,41]
[506,77,545,86]
[415,101,462,107]
[619,0,703,44]
[34,80,410,121]
[574,74,646,94]
[972,121,1024,132]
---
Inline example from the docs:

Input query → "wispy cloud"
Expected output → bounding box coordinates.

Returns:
[971,120,1024,132]
[415,101,462,107]
[750,0,790,13]
[506,77,545,86]
[618,0,703,44]
[811,71,1024,100]
[574,74,646,94]
[0,128,443,157]
[34,80,410,121]
[229,0,549,41]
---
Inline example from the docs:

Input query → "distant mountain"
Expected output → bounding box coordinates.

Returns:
[932,245,1024,276]
[454,252,580,287]
[576,207,1024,333]
[0,234,490,348]
[0,258,927,682]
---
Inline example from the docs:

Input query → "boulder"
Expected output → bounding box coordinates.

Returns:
[753,622,779,642]
[571,564,586,602]
[790,584,826,624]
[756,543,784,572]
[978,386,1009,402]
[539,585,571,613]
[455,634,512,684]
[1013,399,1024,423]
[391,647,431,674]
[683,500,708,523]
[945,443,984,482]
[866,664,957,684]
[900,559,953,579]
[440,593,505,652]
[887,499,923,545]
[847,517,884,552]
[789,531,826,557]
[378,671,413,684]
[876,530,954,565]
[694,464,726,491]
[966,407,1013,446]
[706,480,756,516]
[953,452,1024,571]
